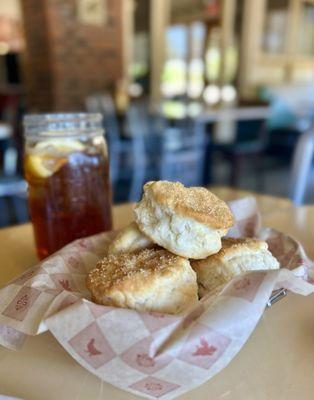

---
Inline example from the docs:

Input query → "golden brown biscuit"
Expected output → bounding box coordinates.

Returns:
[108,222,154,254]
[191,237,280,295]
[86,248,198,314]
[134,181,234,259]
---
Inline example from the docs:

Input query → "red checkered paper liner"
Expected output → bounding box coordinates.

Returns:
[0,197,313,399]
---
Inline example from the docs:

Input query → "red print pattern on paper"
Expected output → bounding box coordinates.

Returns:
[141,311,178,333]
[85,338,102,356]
[15,294,28,310]
[121,336,173,374]
[69,322,115,369]
[192,337,217,357]
[178,323,230,370]
[226,271,266,302]
[58,279,72,291]
[145,382,162,391]
[2,287,41,321]
[50,274,76,292]
[68,256,80,269]
[130,377,180,398]
[136,353,155,367]
[62,252,85,272]
[63,253,84,271]
[77,238,94,252]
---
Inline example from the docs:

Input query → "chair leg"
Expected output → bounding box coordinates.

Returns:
[4,196,17,225]
[128,164,146,202]
[230,154,242,187]
[203,145,213,185]
[254,152,265,192]
[289,129,314,205]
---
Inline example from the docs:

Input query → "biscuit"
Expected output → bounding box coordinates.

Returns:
[86,248,198,314]
[134,181,234,259]
[108,222,154,254]
[191,237,280,294]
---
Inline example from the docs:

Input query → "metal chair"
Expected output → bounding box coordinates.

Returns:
[0,123,28,226]
[126,102,209,189]
[289,127,314,205]
[160,120,207,186]
[86,94,152,202]
[208,118,268,187]
[86,94,122,184]
[125,102,167,200]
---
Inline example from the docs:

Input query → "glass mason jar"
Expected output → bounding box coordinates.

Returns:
[23,113,112,259]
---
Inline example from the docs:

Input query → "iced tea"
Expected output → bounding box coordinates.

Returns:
[24,114,112,259]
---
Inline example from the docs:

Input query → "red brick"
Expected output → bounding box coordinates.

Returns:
[21,0,123,111]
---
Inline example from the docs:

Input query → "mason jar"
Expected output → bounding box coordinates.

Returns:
[23,113,112,259]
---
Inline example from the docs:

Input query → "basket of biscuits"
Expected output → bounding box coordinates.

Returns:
[0,181,313,400]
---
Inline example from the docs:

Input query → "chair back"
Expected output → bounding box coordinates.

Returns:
[160,147,205,186]
[160,119,207,186]
[86,94,121,183]
[0,123,27,226]
[0,123,19,177]
[86,93,120,141]
[289,127,314,204]
[235,118,267,143]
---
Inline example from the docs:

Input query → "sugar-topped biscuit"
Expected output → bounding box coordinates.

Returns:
[134,181,234,259]
[86,248,198,314]
[108,222,154,254]
[191,237,280,295]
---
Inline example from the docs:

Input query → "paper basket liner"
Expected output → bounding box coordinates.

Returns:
[0,197,313,399]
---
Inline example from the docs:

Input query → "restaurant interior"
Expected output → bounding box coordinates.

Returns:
[0,2,314,399]
[0,0,314,228]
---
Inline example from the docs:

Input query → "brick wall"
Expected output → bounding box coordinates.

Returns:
[21,0,54,111]
[21,0,123,112]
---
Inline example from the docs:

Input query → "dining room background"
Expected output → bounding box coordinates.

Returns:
[0,0,313,227]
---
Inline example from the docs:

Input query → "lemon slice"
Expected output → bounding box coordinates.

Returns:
[35,138,84,154]
[25,154,68,179]
[26,139,84,179]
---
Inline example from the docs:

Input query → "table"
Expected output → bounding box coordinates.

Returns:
[195,106,270,144]
[0,189,313,400]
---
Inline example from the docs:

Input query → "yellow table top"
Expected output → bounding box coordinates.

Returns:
[0,188,313,400]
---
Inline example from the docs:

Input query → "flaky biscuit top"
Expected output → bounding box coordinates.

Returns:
[138,181,234,229]
[212,237,268,261]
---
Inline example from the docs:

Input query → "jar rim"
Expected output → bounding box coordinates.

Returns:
[23,112,104,139]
